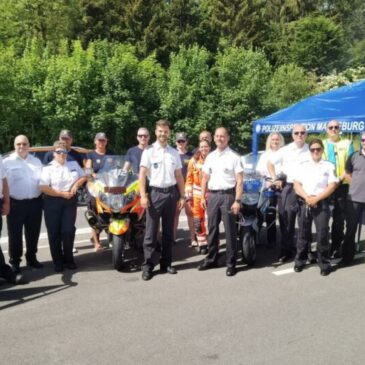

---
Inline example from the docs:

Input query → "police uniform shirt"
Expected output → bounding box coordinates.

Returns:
[3,153,43,200]
[202,147,243,190]
[40,160,85,192]
[270,142,310,183]
[294,159,338,196]
[0,156,5,199]
[140,142,182,188]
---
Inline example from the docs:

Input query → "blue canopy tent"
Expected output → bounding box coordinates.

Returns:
[252,79,365,154]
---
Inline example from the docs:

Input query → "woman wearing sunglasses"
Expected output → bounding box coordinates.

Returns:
[40,141,87,272]
[293,139,338,276]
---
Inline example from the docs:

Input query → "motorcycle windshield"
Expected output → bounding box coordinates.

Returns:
[87,155,139,198]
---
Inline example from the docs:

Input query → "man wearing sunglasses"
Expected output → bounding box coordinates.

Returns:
[268,124,310,263]
[323,120,354,259]
[123,127,150,172]
[3,135,44,274]
[341,131,365,266]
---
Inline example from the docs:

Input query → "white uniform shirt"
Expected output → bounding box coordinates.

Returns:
[270,142,310,183]
[140,142,182,188]
[0,156,5,199]
[202,147,243,190]
[40,160,85,192]
[256,149,282,177]
[295,159,338,196]
[3,153,43,200]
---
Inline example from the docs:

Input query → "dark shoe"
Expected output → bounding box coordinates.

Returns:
[331,249,342,259]
[14,273,28,285]
[142,271,153,281]
[160,265,177,274]
[11,264,20,274]
[66,262,77,270]
[200,247,208,255]
[54,264,64,273]
[27,260,43,269]
[294,265,304,273]
[320,267,331,276]
[226,267,236,277]
[198,261,217,271]
[278,255,289,264]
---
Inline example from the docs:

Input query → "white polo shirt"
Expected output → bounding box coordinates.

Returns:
[270,142,310,183]
[202,147,243,190]
[3,153,43,200]
[140,142,182,188]
[294,159,338,196]
[0,156,5,199]
[256,149,282,177]
[40,160,85,192]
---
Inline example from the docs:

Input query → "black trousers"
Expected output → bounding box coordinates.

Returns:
[6,196,43,265]
[205,191,237,267]
[277,184,298,255]
[343,199,365,264]
[44,195,77,266]
[142,187,179,272]
[0,199,14,281]
[330,184,349,252]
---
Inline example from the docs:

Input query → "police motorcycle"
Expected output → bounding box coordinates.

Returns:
[237,163,262,266]
[84,156,145,271]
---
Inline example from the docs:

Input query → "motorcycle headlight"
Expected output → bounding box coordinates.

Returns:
[109,194,124,212]
[99,192,109,206]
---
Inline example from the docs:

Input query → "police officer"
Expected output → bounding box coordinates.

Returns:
[323,120,354,258]
[139,119,185,281]
[268,124,310,263]
[341,131,365,266]
[198,127,243,277]
[40,141,86,272]
[293,139,338,276]
[3,135,43,273]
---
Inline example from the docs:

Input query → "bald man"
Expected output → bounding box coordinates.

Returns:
[3,135,44,273]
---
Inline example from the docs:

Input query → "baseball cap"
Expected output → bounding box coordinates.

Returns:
[59,129,72,139]
[95,132,107,140]
[175,132,187,142]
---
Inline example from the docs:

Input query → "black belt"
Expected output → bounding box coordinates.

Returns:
[150,185,176,193]
[209,188,235,194]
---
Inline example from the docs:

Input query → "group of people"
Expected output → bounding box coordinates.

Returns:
[0,119,364,284]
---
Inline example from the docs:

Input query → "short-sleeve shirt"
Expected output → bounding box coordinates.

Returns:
[40,160,85,192]
[178,151,193,179]
[126,146,145,170]
[256,149,282,177]
[294,159,338,196]
[3,153,43,199]
[86,149,115,173]
[140,142,182,188]
[345,150,365,203]
[202,147,243,190]
[43,148,84,167]
[0,156,5,199]
[270,142,310,183]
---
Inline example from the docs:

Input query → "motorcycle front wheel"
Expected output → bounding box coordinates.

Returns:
[111,234,125,271]
[239,227,256,266]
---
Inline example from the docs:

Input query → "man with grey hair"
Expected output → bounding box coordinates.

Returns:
[4,135,43,273]
[268,124,310,263]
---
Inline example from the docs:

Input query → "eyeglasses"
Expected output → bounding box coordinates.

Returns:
[16,143,28,146]
[328,125,339,130]
[137,134,149,138]
[310,147,322,153]
[54,150,68,155]
[177,140,186,143]
[293,131,306,136]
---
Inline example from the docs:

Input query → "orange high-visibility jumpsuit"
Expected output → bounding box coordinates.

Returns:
[185,154,208,248]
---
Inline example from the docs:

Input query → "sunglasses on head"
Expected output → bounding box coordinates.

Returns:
[137,134,148,138]
[294,131,306,136]
[55,150,68,155]
[310,147,322,153]
[328,125,339,130]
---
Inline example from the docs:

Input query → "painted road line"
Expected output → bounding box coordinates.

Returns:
[272,252,365,276]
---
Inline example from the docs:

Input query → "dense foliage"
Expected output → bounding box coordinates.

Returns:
[0,0,364,152]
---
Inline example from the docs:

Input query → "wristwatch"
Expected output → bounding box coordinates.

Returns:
[235,199,241,204]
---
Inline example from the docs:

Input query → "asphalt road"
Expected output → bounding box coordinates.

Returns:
[1,209,365,365]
